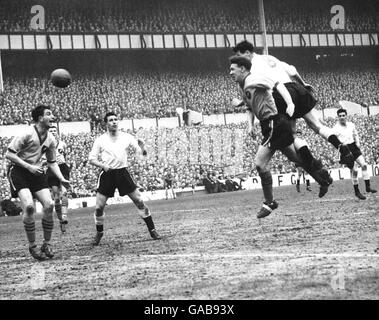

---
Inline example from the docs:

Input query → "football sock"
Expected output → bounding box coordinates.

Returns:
[353,184,360,193]
[143,216,155,231]
[55,201,63,221]
[23,212,36,246]
[94,209,104,233]
[42,218,54,243]
[259,171,273,203]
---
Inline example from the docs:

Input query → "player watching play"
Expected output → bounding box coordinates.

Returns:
[88,111,161,245]
[333,108,377,200]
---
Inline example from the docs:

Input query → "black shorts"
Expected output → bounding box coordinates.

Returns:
[47,163,70,187]
[347,142,362,161]
[260,114,294,150]
[8,165,49,198]
[96,168,138,197]
[165,179,173,188]
[273,82,317,119]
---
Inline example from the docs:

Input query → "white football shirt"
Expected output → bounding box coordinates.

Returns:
[333,121,358,145]
[89,131,140,169]
[250,53,296,84]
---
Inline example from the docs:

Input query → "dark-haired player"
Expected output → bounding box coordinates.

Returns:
[333,108,377,200]
[6,105,70,260]
[232,40,355,169]
[88,112,161,245]
[229,56,331,218]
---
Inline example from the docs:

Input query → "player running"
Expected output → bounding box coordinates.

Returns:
[333,108,377,200]
[229,55,332,218]
[232,40,355,169]
[45,126,70,233]
[5,105,70,260]
[88,112,161,245]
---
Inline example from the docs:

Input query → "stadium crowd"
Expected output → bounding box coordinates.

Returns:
[0,114,378,201]
[0,0,377,33]
[1,67,378,125]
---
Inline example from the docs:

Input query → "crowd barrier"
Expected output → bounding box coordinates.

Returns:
[33,164,379,213]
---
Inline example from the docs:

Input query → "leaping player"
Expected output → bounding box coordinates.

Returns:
[232,40,355,169]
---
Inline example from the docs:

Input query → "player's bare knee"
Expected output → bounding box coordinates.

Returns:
[25,204,35,216]
[45,201,54,212]
[255,162,266,173]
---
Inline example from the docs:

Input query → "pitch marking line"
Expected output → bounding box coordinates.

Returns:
[1,253,377,264]
[299,197,352,203]
[353,211,376,215]
[143,253,379,259]
[155,208,210,214]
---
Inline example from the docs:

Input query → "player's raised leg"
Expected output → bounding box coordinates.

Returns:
[293,137,332,197]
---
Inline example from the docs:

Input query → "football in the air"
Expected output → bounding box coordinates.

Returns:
[51,68,71,88]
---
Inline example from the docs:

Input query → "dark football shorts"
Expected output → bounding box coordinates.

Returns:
[273,82,317,119]
[8,165,49,198]
[260,114,294,150]
[165,179,173,188]
[96,168,138,197]
[347,142,362,161]
[47,163,70,187]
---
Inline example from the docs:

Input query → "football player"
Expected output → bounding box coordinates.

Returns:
[333,108,377,199]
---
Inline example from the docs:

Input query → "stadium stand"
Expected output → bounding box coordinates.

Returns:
[0,115,378,201]
[0,0,377,33]
[1,65,378,124]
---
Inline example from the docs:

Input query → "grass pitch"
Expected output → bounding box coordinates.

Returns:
[0,177,378,300]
